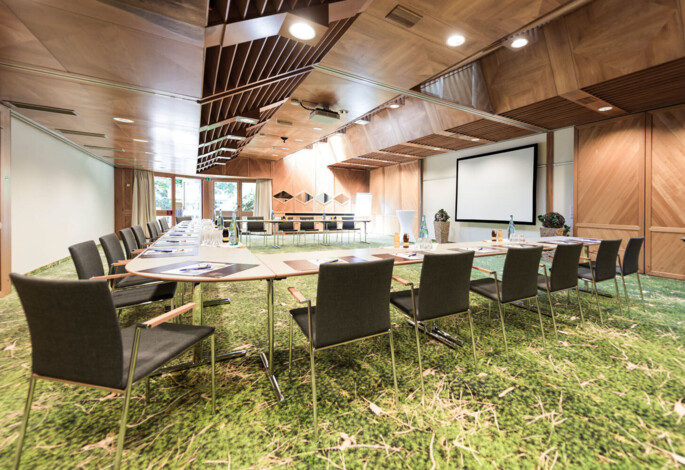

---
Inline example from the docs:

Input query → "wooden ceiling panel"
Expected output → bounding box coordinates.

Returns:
[500,96,605,130]
[383,144,440,157]
[448,118,536,141]
[408,133,481,151]
[360,151,417,163]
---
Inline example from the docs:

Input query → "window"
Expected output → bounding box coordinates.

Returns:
[154,176,172,211]
[214,181,238,213]
[242,182,255,212]
[175,178,202,219]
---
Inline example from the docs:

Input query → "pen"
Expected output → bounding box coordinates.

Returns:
[321,259,338,264]
[180,265,212,272]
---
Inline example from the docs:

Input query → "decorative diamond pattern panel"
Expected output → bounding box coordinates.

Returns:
[273,191,293,202]
[315,193,331,204]
[294,191,313,204]
[334,193,350,205]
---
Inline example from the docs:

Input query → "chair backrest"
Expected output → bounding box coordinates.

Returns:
[300,217,315,230]
[131,225,147,248]
[325,220,338,230]
[418,251,474,321]
[159,218,169,231]
[621,237,644,275]
[547,243,583,292]
[501,246,543,303]
[147,221,160,239]
[593,239,622,281]
[119,228,138,259]
[278,221,294,231]
[69,240,105,279]
[99,233,126,268]
[247,217,265,232]
[10,273,126,390]
[342,216,354,230]
[176,216,192,222]
[313,258,394,349]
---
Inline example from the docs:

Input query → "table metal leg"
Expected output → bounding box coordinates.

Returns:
[406,319,464,348]
[361,221,369,244]
[259,278,284,401]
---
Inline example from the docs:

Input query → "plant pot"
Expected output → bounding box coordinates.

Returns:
[434,221,450,244]
[540,227,564,237]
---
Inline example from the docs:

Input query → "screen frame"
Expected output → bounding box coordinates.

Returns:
[455,144,538,225]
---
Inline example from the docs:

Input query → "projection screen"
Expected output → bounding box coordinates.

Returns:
[455,144,538,224]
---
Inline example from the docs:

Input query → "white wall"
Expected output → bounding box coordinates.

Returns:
[422,129,574,243]
[11,118,114,273]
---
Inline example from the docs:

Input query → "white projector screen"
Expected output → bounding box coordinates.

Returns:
[456,144,538,224]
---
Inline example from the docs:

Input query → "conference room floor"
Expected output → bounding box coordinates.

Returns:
[1,235,683,468]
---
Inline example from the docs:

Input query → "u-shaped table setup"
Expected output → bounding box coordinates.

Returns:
[126,222,598,402]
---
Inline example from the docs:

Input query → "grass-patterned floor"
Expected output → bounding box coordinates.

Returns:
[1,235,683,469]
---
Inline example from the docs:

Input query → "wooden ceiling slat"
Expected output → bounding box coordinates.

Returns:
[219,45,238,95]
[255,0,269,15]
[500,97,601,130]
[260,38,291,80]
[277,42,308,75]
[252,36,280,82]
[242,37,267,86]
[448,118,536,141]
[231,41,253,89]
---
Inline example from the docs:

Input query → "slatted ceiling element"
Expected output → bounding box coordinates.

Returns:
[583,58,685,114]
[383,144,441,158]
[448,118,537,142]
[500,96,604,130]
[359,152,418,164]
[409,134,481,151]
[209,0,343,25]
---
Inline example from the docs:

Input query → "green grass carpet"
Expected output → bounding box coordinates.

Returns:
[0,235,683,468]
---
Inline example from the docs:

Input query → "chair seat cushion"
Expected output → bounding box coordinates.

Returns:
[121,323,214,385]
[537,274,551,291]
[577,265,594,281]
[115,275,160,288]
[470,277,502,301]
[112,282,176,309]
[389,289,416,316]
[289,306,316,343]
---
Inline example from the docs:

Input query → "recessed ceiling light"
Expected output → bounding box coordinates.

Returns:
[511,38,529,49]
[598,106,613,112]
[471,138,480,142]
[113,117,134,123]
[272,154,279,157]
[433,147,441,150]
[133,138,148,143]
[446,34,465,47]
[145,151,154,155]
[389,104,400,109]
[355,119,370,125]
[282,147,289,150]
[313,127,323,131]
[289,22,316,40]
[295,138,303,142]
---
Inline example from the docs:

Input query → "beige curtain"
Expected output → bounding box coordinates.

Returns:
[131,170,156,237]
[255,179,272,218]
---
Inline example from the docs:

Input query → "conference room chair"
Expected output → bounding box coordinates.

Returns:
[617,237,646,310]
[298,217,320,244]
[276,219,297,245]
[342,216,360,243]
[287,258,398,440]
[159,217,169,231]
[99,233,163,289]
[10,273,215,470]
[577,239,623,324]
[176,215,192,223]
[323,218,342,244]
[470,246,546,360]
[119,227,144,259]
[147,221,161,241]
[537,243,585,329]
[390,252,477,401]
[68,240,177,310]
[131,225,152,249]
[244,216,268,246]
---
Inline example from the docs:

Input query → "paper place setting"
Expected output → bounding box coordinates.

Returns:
[162,262,232,276]
[393,252,424,260]
[307,258,340,265]
[468,246,505,254]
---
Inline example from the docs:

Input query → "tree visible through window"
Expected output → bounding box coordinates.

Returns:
[154,176,172,210]
[214,181,237,212]
[242,182,255,212]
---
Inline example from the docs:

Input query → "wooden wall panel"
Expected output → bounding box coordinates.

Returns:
[647,106,685,279]
[382,165,401,235]
[400,161,421,235]
[114,168,134,236]
[369,168,384,233]
[333,168,369,213]
[369,160,421,236]
[575,114,645,267]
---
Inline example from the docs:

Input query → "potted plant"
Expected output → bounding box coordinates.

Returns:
[434,209,451,243]
[538,212,567,237]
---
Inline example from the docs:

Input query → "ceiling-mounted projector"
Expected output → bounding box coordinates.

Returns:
[309,108,340,124]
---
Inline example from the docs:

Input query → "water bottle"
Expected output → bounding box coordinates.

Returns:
[231,212,238,245]
[322,208,326,221]
[419,215,428,238]
[507,215,516,241]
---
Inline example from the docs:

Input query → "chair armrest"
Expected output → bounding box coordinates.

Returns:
[143,241,154,247]
[91,273,134,280]
[391,275,413,286]
[112,259,131,266]
[132,248,145,255]
[472,265,495,275]
[288,287,310,304]
[138,302,196,328]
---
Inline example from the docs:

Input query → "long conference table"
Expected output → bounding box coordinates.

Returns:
[127,222,598,401]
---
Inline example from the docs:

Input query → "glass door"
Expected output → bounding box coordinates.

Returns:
[214,181,238,218]
[175,177,202,221]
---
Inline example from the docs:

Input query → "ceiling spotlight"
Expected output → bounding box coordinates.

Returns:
[282,147,289,150]
[433,147,441,150]
[289,22,316,40]
[236,116,259,124]
[510,37,529,49]
[113,117,134,123]
[355,118,370,125]
[313,127,323,131]
[389,104,400,109]
[598,106,613,112]
[295,138,303,142]
[272,153,279,157]
[446,34,465,47]
[471,138,480,142]
[133,138,148,143]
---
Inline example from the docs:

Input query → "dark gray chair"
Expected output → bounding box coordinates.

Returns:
[245,217,267,246]
[617,237,646,310]
[323,218,341,243]
[470,246,545,359]
[119,227,143,259]
[287,259,398,440]
[147,221,161,240]
[577,239,623,323]
[131,225,150,249]
[99,233,162,289]
[538,243,584,329]
[176,215,192,223]
[298,217,320,244]
[276,219,297,245]
[342,216,360,243]
[390,252,476,400]
[69,241,177,310]
[10,273,214,470]
[159,218,169,231]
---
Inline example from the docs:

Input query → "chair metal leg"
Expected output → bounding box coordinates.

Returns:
[535,296,546,346]
[115,329,142,470]
[13,377,36,470]
[613,277,623,315]
[310,348,318,441]
[636,273,646,311]
[546,291,558,342]
[288,315,294,378]
[575,285,585,324]
[413,317,426,404]
[388,330,399,405]
[145,377,150,404]
[620,272,630,305]
[496,302,509,361]
[589,270,604,325]
[211,333,216,415]
[467,309,477,369]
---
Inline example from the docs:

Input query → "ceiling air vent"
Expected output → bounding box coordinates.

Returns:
[386,5,422,28]
[4,101,78,116]
[56,129,108,139]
